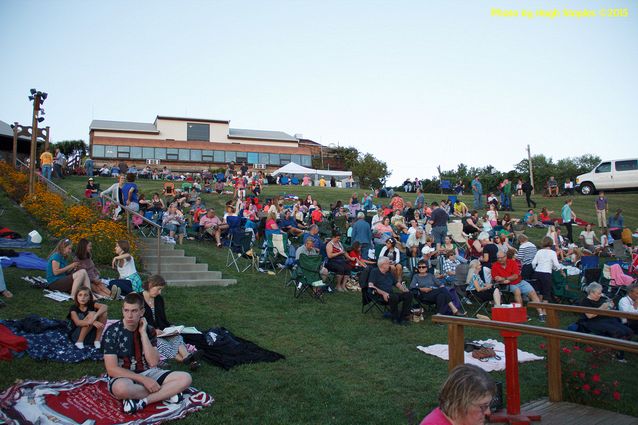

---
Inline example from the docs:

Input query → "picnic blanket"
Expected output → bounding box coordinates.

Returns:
[416,339,544,372]
[0,315,103,363]
[1,252,47,270]
[0,376,213,425]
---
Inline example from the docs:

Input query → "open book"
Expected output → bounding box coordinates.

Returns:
[157,325,202,338]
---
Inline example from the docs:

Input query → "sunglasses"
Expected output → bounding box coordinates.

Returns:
[417,266,427,269]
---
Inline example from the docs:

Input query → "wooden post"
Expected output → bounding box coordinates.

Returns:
[546,309,563,402]
[28,94,41,195]
[12,123,18,168]
[447,323,465,372]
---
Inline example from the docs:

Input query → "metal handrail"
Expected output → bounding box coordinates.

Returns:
[100,192,163,274]
[16,158,81,203]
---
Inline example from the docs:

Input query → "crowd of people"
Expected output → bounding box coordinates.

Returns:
[4,158,637,420]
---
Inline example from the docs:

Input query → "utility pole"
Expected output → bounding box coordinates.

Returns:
[526,144,535,195]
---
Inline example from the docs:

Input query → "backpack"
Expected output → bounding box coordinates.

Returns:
[621,228,632,245]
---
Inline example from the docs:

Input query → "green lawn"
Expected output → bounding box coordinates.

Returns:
[0,177,637,424]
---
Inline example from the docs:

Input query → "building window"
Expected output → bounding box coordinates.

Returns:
[247,152,259,164]
[92,145,105,158]
[191,150,202,162]
[142,147,155,160]
[291,154,301,165]
[104,146,117,158]
[167,148,178,161]
[280,154,291,165]
[187,123,209,141]
[301,155,311,166]
[155,148,166,160]
[213,150,225,163]
[225,151,236,163]
[202,152,213,162]
[179,149,190,161]
[130,147,142,159]
[117,146,130,159]
[236,152,247,163]
[268,153,278,165]
[259,153,270,165]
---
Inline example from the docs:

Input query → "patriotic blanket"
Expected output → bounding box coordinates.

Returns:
[0,376,213,425]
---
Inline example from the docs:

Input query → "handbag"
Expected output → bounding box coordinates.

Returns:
[471,347,501,362]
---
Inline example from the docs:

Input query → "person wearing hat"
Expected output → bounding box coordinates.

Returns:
[86,177,99,199]
[379,238,404,285]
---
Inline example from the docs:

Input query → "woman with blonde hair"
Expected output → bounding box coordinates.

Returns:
[466,259,501,307]
[420,363,497,425]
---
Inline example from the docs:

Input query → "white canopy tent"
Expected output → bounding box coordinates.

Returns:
[270,162,352,178]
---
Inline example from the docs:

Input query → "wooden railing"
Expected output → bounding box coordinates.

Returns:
[431,303,638,403]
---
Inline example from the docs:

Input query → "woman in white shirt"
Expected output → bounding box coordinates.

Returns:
[532,236,563,303]
[579,223,599,253]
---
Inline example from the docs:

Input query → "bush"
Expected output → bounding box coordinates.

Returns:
[0,162,136,264]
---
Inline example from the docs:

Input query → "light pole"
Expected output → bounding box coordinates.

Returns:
[27,89,48,195]
[526,144,535,195]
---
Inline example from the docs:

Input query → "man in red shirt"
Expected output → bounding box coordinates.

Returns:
[491,251,545,320]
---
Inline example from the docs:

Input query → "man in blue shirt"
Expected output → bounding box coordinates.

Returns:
[471,176,483,209]
[351,212,373,259]
[302,225,322,249]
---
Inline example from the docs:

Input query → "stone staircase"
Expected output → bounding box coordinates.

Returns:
[138,238,236,287]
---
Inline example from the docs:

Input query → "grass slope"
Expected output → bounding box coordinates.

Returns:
[0,178,637,424]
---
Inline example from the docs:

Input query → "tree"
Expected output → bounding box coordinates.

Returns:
[52,140,87,156]
[351,153,390,189]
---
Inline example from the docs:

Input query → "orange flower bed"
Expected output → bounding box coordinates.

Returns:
[0,162,137,264]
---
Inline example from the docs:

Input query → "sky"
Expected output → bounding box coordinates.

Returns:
[1,0,637,185]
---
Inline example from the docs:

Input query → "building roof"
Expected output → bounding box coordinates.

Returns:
[156,115,230,124]
[229,128,297,142]
[0,120,31,140]
[90,119,159,134]
[90,117,297,142]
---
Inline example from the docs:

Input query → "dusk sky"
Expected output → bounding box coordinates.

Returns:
[1,0,637,184]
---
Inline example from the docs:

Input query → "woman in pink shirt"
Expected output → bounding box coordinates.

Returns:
[420,364,496,425]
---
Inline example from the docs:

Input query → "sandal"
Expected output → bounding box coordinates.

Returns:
[1,290,12,299]
[453,310,467,317]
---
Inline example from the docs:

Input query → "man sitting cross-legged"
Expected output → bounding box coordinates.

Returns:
[103,293,192,414]
[368,256,413,325]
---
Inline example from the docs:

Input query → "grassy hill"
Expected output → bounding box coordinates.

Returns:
[0,176,636,424]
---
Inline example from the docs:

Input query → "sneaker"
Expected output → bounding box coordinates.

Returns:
[538,315,546,323]
[463,297,472,305]
[167,393,184,404]
[110,285,121,300]
[75,342,85,349]
[94,341,101,349]
[122,398,147,414]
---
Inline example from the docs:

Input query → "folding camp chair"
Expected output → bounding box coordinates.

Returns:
[226,229,257,272]
[292,254,327,303]
[447,221,467,245]
[260,231,290,272]
[552,270,582,304]
[465,288,492,317]
[359,266,389,315]
[579,255,600,287]
[600,262,633,302]
[612,240,630,262]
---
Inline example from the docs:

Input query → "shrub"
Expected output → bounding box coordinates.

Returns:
[0,162,137,264]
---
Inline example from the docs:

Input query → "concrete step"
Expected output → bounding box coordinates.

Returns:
[141,256,196,265]
[140,249,186,258]
[157,270,223,281]
[167,278,237,287]
[138,245,182,253]
[143,263,210,273]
